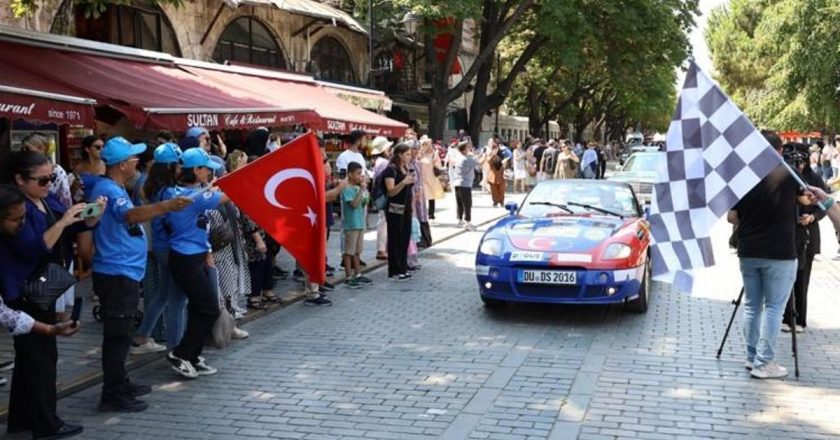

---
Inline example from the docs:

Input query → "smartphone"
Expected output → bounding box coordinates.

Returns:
[81,203,101,218]
[338,168,347,179]
[71,297,83,327]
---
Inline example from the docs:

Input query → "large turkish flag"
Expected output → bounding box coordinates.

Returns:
[217,132,326,284]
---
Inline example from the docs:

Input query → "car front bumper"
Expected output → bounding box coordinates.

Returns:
[475,262,646,305]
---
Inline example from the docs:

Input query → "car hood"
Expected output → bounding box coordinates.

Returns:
[504,216,628,253]
[609,171,657,183]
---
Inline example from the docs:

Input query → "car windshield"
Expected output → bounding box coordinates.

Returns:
[623,153,663,172]
[520,181,640,218]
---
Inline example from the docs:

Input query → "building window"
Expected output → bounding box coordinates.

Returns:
[73,2,181,55]
[213,17,286,69]
[310,37,357,85]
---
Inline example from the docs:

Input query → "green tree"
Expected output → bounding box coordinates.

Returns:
[10,0,185,18]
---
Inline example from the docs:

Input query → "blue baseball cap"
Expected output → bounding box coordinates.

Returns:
[186,126,209,138]
[102,137,147,166]
[153,143,182,164]
[182,147,220,170]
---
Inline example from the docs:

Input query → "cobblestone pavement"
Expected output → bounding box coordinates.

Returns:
[2,205,836,440]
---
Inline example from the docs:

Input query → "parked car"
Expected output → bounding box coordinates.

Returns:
[619,144,660,165]
[609,151,664,205]
[475,179,651,313]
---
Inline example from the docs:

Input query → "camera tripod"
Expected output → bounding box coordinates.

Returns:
[716,286,800,379]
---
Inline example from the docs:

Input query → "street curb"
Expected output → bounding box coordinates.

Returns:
[0,208,508,417]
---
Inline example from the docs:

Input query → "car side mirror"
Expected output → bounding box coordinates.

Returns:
[505,202,518,216]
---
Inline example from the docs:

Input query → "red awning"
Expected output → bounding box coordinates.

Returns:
[181,65,407,137]
[0,62,96,126]
[0,41,316,131]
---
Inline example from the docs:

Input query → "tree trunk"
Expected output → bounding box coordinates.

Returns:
[428,96,448,141]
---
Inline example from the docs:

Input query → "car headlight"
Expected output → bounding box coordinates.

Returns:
[603,243,632,260]
[479,238,503,256]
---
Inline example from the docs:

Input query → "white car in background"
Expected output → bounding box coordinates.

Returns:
[609,151,665,205]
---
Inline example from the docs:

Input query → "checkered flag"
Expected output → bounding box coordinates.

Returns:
[648,61,782,292]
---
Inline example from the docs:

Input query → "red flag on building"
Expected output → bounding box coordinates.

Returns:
[216,132,326,284]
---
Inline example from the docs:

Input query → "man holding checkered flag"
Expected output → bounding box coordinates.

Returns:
[649,60,800,379]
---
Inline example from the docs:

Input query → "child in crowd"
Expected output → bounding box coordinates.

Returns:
[341,162,374,288]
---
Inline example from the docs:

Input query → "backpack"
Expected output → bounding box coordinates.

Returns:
[544,149,559,174]
[371,170,388,210]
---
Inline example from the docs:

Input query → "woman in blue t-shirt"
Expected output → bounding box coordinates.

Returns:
[131,143,189,353]
[164,148,230,379]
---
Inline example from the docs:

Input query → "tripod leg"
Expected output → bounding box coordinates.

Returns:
[787,287,800,379]
[717,287,745,359]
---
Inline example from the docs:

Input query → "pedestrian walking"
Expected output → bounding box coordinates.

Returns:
[451,140,480,230]
[410,141,432,248]
[487,143,506,207]
[581,142,599,179]
[553,142,579,179]
[382,143,416,280]
[512,140,528,193]
[419,137,445,220]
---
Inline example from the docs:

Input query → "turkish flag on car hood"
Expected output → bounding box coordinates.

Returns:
[217,132,326,284]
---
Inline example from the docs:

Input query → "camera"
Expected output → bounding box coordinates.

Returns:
[127,223,143,237]
[781,143,808,168]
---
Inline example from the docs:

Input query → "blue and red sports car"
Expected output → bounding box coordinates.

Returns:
[475,179,651,312]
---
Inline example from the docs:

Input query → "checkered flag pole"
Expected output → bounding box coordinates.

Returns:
[648,60,783,292]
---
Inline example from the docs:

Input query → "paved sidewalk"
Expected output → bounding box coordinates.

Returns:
[0,188,524,416]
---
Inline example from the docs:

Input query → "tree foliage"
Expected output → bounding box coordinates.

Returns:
[508,0,694,140]
[10,0,185,18]
[706,0,840,132]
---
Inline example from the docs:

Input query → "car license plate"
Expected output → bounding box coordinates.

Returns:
[519,270,577,285]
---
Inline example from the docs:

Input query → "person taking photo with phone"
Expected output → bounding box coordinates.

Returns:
[0,149,105,439]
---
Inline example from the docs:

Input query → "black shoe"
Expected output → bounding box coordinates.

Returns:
[304,295,332,307]
[124,381,151,397]
[360,259,367,267]
[35,423,83,440]
[321,281,335,292]
[98,395,148,413]
[326,264,336,272]
[292,269,305,282]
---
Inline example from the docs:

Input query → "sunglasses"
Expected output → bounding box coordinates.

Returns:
[26,173,57,187]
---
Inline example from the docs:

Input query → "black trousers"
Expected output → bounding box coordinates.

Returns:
[386,210,412,277]
[7,301,62,437]
[428,200,436,219]
[785,252,814,327]
[169,251,220,363]
[455,186,472,222]
[248,257,274,296]
[93,273,140,400]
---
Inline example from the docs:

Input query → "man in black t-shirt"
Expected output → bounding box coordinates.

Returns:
[532,140,547,181]
[728,130,798,380]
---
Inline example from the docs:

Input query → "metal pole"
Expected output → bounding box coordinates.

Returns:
[716,287,744,359]
[494,53,500,135]
[368,0,374,87]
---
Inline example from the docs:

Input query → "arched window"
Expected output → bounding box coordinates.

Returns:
[213,17,286,69]
[72,2,181,56]
[310,37,357,85]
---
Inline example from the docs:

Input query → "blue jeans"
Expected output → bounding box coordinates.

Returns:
[740,257,796,368]
[135,250,188,349]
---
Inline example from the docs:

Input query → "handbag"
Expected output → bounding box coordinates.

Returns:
[207,265,234,349]
[209,210,235,250]
[387,202,406,215]
[21,262,77,310]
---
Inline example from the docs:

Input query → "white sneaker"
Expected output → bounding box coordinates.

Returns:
[191,357,218,376]
[167,352,198,379]
[464,222,476,231]
[833,253,840,261]
[781,323,792,333]
[750,362,788,379]
[231,327,249,339]
[458,220,465,228]
[131,339,166,355]
[795,325,805,333]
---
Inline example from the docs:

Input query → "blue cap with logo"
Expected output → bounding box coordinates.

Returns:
[102,137,147,166]
[186,126,209,139]
[182,147,221,170]
[153,142,182,164]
